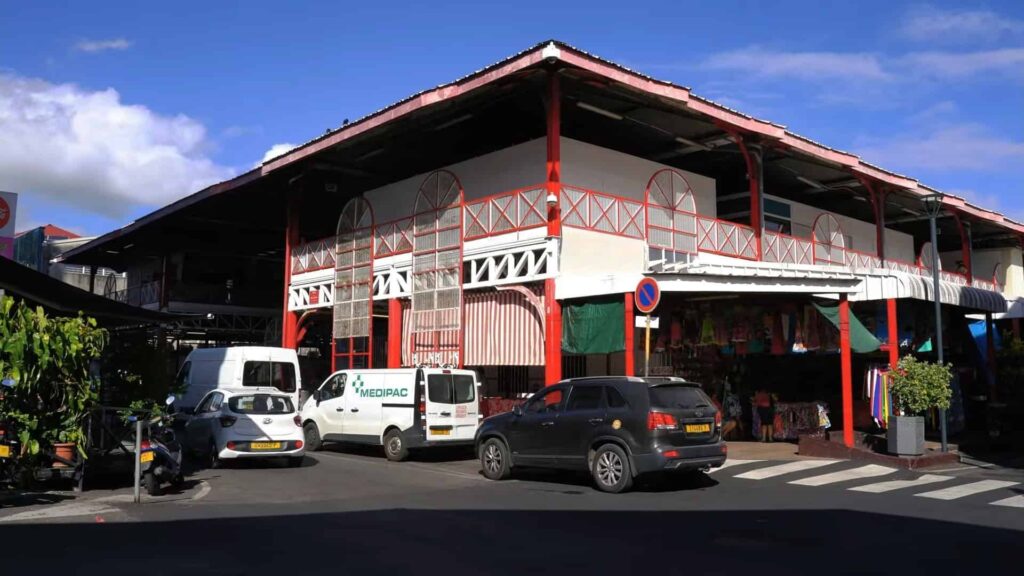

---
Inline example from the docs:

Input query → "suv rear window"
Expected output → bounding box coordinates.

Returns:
[229,394,295,414]
[648,385,711,409]
[242,361,297,393]
[427,374,476,404]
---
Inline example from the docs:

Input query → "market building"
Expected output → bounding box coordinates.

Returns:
[59,41,1024,446]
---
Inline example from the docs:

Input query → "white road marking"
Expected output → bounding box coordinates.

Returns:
[990,495,1024,508]
[848,474,952,494]
[192,480,212,501]
[706,459,763,474]
[789,464,897,486]
[734,459,838,480]
[915,480,1020,501]
[0,502,117,523]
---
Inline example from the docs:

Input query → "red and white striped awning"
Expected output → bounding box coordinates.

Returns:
[401,285,545,366]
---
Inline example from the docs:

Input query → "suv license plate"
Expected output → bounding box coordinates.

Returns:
[251,442,282,450]
[685,424,711,433]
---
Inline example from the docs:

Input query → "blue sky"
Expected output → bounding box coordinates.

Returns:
[1,0,1022,236]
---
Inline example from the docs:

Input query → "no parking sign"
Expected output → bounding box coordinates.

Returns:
[634,277,660,314]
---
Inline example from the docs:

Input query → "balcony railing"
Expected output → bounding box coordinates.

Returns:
[288,183,1005,294]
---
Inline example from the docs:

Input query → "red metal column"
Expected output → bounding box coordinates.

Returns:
[839,294,854,448]
[388,298,402,368]
[624,293,635,376]
[986,312,998,402]
[281,192,300,349]
[734,135,761,260]
[544,68,562,386]
[887,298,899,370]
[951,211,973,285]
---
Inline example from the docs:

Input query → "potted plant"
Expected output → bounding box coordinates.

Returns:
[888,356,952,456]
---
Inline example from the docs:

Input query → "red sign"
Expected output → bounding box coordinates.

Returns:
[309,289,319,305]
[0,197,10,229]
[634,277,661,314]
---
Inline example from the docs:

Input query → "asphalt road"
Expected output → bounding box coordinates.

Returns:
[2,444,1022,575]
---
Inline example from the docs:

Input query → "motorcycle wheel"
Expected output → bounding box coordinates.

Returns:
[144,471,161,496]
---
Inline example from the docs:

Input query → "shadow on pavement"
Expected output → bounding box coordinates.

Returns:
[320,442,475,463]
[0,491,75,510]
[508,468,719,494]
[0,508,1018,573]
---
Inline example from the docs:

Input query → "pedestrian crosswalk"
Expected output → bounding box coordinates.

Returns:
[714,459,1021,509]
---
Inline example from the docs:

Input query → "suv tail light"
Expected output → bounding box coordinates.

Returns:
[715,411,722,428]
[647,411,679,431]
[140,440,152,451]
[219,416,236,428]
[293,414,302,427]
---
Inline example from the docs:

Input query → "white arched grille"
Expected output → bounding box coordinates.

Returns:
[812,213,846,266]
[410,170,463,366]
[645,169,698,255]
[333,197,374,368]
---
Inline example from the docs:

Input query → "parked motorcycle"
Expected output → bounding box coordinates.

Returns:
[139,395,184,496]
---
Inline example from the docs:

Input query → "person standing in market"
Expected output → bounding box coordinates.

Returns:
[754,389,775,442]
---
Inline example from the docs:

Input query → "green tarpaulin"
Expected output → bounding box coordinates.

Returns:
[813,303,882,353]
[562,298,625,355]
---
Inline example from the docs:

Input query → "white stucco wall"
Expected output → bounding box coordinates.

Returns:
[968,247,1023,297]
[363,138,547,223]
[560,138,717,217]
[768,194,916,262]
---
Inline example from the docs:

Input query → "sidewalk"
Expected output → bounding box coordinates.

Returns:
[727,441,805,461]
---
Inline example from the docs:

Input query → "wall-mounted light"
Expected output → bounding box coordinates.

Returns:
[546,193,558,207]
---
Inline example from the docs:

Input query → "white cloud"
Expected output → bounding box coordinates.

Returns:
[0,73,235,218]
[74,38,132,53]
[703,47,891,81]
[901,48,1024,79]
[902,5,1024,42]
[261,143,297,164]
[853,124,1024,172]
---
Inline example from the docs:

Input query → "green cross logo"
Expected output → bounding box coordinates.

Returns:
[352,374,365,394]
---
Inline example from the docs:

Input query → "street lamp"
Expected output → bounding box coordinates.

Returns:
[922,192,948,452]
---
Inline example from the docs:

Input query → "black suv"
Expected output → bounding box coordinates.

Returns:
[475,377,727,493]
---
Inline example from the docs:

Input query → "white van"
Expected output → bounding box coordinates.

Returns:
[300,368,480,461]
[174,347,301,412]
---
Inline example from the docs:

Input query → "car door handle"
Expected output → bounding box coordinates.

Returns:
[336,408,346,412]
[541,421,555,427]
[440,411,451,417]
[588,418,604,425]
[350,408,359,413]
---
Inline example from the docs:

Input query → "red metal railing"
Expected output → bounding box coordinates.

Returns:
[696,216,758,260]
[463,185,548,240]
[763,230,813,265]
[291,236,336,274]
[560,185,645,239]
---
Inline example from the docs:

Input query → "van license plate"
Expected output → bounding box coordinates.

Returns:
[251,442,282,450]
[0,445,11,458]
[685,424,711,433]
[140,451,155,463]
[431,429,451,436]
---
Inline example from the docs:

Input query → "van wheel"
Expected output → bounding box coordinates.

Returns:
[384,429,408,462]
[480,438,511,481]
[303,422,322,452]
[592,444,633,493]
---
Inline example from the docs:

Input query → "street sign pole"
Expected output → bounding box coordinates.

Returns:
[644,314,651,377]
[133,418,142,504]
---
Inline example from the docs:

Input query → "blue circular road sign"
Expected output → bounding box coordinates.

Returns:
[634,277,660,314]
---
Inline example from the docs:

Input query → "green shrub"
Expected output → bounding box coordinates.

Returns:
[890,356,952,416]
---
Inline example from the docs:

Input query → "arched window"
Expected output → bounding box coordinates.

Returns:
[410,170,464,367]
[917,242,936,270]
[645,169,697,255]
[812,213,846,266]
[334,197,374,369]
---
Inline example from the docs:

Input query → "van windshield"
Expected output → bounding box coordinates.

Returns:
[648,385,711,410]
[229,394,295,414]
[427,374,476,404]
[242,361,297,393]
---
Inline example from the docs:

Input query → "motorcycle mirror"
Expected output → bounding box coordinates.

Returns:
[165,394,176,406]
[1,378,15,388]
